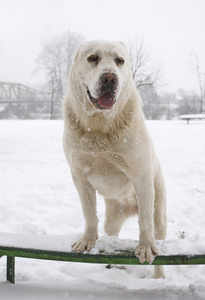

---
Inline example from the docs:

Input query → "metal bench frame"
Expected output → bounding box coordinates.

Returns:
[1,245,205,284]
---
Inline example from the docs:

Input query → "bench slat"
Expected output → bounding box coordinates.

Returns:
[1,246,205,265]
[1,246,205,284]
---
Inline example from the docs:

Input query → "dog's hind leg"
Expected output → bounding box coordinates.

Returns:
[153,163,167,279]
[104,197,138,236]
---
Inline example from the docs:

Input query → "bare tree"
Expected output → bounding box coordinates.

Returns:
[35,30,84,119]
[190,50,204,113]
[127,39,163,90]
[36,31,84,99]
[127,39,164,119]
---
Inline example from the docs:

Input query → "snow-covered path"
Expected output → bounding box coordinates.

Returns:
[0,120,205,299]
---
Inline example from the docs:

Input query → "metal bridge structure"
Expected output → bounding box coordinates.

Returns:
[0,81,52,103]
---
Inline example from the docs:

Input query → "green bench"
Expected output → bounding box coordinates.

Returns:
[1,245,205,284]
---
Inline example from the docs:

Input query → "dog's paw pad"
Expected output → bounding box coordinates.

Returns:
[135,243,158,264]
[72,237,96,253]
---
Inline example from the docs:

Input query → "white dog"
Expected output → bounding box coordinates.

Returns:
[63,40,166,278]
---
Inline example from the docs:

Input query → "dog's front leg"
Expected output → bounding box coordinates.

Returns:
[134,176,158,264]
[71,172,98,253]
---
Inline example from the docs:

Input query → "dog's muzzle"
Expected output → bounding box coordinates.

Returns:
[87,72,118,110]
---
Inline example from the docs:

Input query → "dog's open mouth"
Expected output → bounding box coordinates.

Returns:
[87,90,116,110]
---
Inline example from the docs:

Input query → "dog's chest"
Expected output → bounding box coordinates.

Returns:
[80,131,111,152]
[73,151,134,198]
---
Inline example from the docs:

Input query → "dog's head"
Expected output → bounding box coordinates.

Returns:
[69,40,133,112]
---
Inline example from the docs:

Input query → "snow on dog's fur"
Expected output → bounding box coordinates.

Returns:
[63,40,167,278]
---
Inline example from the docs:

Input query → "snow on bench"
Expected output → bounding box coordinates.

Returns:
[179,114,205,124]
[1,233,205,284]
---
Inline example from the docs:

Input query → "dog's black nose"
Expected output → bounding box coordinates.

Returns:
[101,73,118,85]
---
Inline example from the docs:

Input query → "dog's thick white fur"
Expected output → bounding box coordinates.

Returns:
[63,40,166,279]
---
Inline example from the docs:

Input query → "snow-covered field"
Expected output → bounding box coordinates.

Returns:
[0,119,205,300]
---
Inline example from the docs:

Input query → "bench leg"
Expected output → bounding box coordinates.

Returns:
[7,256,15,284]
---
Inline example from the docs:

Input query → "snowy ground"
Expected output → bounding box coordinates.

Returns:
[0,119,205,299]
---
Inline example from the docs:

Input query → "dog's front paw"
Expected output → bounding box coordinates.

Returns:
[135,242,158,264]
[72,236,97,253]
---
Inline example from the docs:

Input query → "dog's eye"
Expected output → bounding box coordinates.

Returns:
[115,57,125,66]
[87,55,99,63]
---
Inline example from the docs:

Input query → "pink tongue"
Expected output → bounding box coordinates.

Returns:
[98,92,114,109]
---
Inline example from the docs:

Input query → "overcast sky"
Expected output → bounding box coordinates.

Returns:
[0,0,205,94]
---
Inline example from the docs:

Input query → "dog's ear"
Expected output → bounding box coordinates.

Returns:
[118,41,126,48]
[73,43,84,62]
